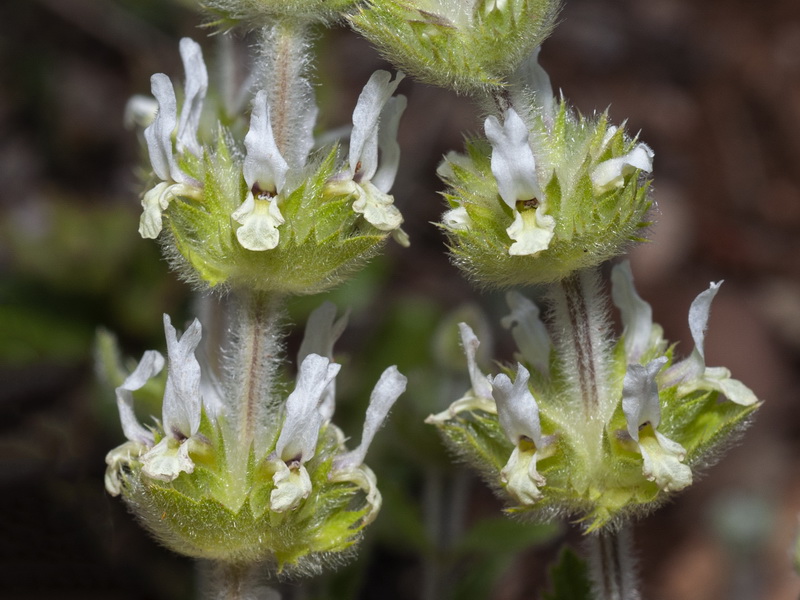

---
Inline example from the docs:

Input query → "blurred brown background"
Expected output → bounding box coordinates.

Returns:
[2,0,800,599]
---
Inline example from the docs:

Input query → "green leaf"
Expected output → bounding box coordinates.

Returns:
[455,517,560,555]
[542,547,592,600]
[451,554,516,600]
[0,304,91,365]
[448,517,561,600]
[372,477,431,553]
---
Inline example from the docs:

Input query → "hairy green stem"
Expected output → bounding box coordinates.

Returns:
[226,291,286,472]
[200,561,279,600]
[561,272,601,416]
[549,268,611,421]
[257,20,313,167]
[586,528,640,600]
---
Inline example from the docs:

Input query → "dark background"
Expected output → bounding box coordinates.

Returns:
[2,0,800,598]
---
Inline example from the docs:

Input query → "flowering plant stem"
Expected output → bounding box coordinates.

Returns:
[257,20,312,162]
[223,16,309,484]
[228,291,286,477]
[550,269,640,599]
[106,0,417,591]
[586,527,639,600]
[202,560,276,600]
[551,269,609,421]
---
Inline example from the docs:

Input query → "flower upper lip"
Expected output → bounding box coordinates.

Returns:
[485,108,543,209]
[484,107,556,256]
[243,89,290,198]
[144,38,208,188]
[348,70,406,194]
[138,38,208,240]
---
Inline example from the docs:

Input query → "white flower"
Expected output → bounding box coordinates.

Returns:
[232,90,290,251]
[113,349,165,447]
[140,315,205,482]
[442,206,471,231]
[425,322,495,424]
[460,322,494,401]
[591,142,654,195]
[622,357,692,492]
[106,315,209,491]
[330,366,407,522]
[269,354,340,512]
[269,461,313,514]
[662,282,758,406]
[490,363,548,503]
[329,71,407,235]
[612,262,756,406]
[124,94,158,129]
[485,109,541,209]
[243,90,290,196]
[436,150,474,181]
[175,38,208,157]
[501,291,551,375]
[512,47,554,127]
[505,207,557,256]
[485,108,555,256]
[439,152,477,232]
[160,315,203,439]
[231,193,285,252]
[298,302,349,421]
[105,441,148,496]
[333,366,407,471]
[610,260,665,363]
[139,38,207,239]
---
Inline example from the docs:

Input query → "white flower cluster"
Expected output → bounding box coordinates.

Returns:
[325,71,409,245]
[442,49,654,259]
[612,261,757,491]
[137,38,408,250]
[106,303,407,519]
[427,322,554,503]
[429,262,757,504]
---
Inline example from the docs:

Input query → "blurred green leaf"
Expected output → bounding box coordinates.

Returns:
[455,516,560,554]
[372,477,431,554]
[0,198,181,368]
[0,304,92,365]
[447,517,561,600]
[451,553,515,600]
[542,548,592,600]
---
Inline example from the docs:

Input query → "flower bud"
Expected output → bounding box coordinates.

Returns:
[351,0,561,92]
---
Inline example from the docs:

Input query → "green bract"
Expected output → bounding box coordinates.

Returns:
[351,0,560,92]
[105,307,407,573]
[427,268,759,531]
[137,39,407,297]
[162,140,386,295]
[440,103,653,287]
[433,365,755,531]
[110,413,369,571]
